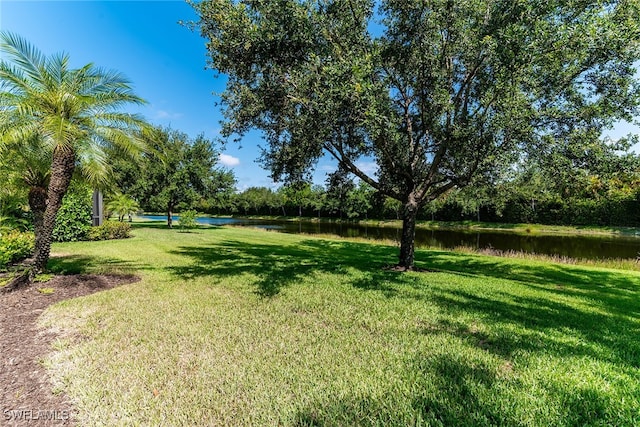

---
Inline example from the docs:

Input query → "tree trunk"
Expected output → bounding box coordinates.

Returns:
[398,198,419,270]
[32,147,76,273]
[5,186,48,291]
[28,186,47,245]
[167,205,173,228]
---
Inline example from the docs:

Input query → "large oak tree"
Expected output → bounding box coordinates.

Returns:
[191,0,640,269]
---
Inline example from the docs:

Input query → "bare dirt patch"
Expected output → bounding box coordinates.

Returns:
[1,274,139,426]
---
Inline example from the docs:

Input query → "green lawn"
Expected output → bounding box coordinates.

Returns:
[41,226,640,426]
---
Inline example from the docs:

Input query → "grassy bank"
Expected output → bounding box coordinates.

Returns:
[41,226,640,426]
[232,215,640,237]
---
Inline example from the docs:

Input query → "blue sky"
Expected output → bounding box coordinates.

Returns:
[1,0,638,191]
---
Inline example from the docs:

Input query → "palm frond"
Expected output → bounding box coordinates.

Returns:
[0,62,30,94]
[76,140,110,186]
[41,114,85,151]
[92,126,147,157]
[76,71,146,107]
[0,91,23,108]
[0,32,47,86]
[0,118,41,151]
[90,111,148,129]
[0,131,51,187]
[44,51,70,87]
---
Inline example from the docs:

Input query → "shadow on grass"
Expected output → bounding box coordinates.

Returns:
[291,351,616,426]
[420,251,639,315]
[170,237,639,367]
[416,251,640,370]
[66,233,637,425]
[130,221,172,230]
[168,235,639,355]
[422,288,639,369]
[291,354,504,426]
[168,238,400,297]
[47,254,149,276]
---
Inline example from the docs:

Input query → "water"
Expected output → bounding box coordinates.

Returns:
[139,215,640,260]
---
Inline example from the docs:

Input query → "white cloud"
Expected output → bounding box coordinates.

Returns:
[154,110,183,120]
[219,153,240,167]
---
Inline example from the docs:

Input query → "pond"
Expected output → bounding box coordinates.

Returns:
[139,215,640,260]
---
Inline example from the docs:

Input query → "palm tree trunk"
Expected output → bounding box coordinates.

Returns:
[28,186,47,245]
[33,147,76,273]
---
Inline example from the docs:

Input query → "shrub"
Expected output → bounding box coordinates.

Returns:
[52,188,92,242]
[89,221,131,241]
[0,215,30,233]
[0,230,35,270]
[178,210,199,230]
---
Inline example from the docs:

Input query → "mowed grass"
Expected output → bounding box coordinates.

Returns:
[40,226,640,426]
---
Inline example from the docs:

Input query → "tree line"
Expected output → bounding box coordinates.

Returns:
[108,124,640,227]
[202,150,640,227]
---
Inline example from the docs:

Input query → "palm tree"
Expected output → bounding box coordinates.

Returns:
[107,193,140,222]
[0,133,51,238]
[0,32,146,279]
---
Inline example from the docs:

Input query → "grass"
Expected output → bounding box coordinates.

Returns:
[361,219,640,237]
[39,226,640,426]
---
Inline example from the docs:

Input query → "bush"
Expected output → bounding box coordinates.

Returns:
[89,221,132,241]
[178,210,199,230]
[52,188,92,242]
[0,215,30,233]
[0,230,35,270]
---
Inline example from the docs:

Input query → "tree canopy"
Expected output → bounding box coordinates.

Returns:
[191,0,640,268]
[111,126,236,227]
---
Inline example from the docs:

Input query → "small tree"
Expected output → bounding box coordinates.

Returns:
[178,209,199,230]
[107,193,140,222]
[346,182,374,219]
[324,169,354,220]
